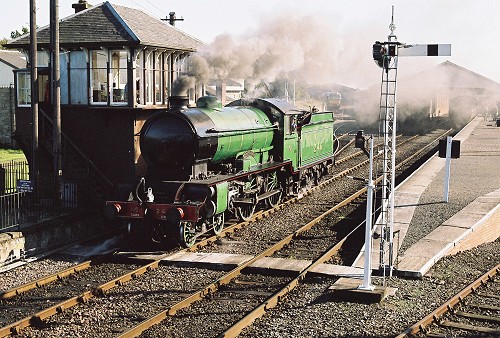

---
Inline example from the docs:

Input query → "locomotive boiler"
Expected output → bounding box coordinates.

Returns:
[105,96,337,247]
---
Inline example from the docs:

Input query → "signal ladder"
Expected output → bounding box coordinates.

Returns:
[375,22,399,277]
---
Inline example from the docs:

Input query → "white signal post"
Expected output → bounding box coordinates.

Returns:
[443,136,453,202]
[372,6,451,278]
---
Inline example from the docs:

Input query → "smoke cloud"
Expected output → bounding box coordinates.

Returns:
[174,12,343,95]
[171,10,497,132]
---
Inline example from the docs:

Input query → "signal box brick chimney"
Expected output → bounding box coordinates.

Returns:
[72,0,92,13]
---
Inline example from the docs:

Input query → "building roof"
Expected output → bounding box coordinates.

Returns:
[5,1,203,51]
[437,61,500,90]
[397,61,500,99]
[0,50,26,69]
[405,61,500,89]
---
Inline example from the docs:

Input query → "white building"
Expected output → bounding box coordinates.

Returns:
[0,50,26,87]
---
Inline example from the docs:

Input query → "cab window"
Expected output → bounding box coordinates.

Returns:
[285,115,298,135]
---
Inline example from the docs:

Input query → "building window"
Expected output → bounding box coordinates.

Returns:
[110,50,128,105]
[163,52,171,99]
[133,49,179,106]
[144,52,155,104]
[154,52,162,104]
[39,74,49,103]
[37,51,49,67]
[145,51,154,104]
[136,51,144,104]
[69,50,88,105]
[17,72,31,106]
[90,50,108,104]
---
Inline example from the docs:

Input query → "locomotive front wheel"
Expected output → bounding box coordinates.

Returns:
[212,213,225,235]
[237,204,256,221]
[179,222,196,247]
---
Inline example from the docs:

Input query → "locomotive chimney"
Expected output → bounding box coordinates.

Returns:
[72,0,92,13]
[216,82,226,106]
[168,96,189,109]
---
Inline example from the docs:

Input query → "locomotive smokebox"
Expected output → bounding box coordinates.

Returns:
[168,96,189,109]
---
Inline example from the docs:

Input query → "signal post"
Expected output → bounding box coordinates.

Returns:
[371,7,451,278]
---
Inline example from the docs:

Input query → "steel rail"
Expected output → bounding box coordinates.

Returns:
[0,255,171,337]
[0,228,123,293]
[334,138,354,156]
[0,260,94,299]
[396,263,500,337]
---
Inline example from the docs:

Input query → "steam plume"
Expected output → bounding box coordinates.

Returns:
[174,12,341,95]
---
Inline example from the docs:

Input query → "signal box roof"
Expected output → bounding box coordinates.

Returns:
[5,1,203,51]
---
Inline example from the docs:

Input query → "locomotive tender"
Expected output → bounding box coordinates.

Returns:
[105,96,337,247]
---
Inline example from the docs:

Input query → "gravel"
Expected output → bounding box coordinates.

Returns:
[240,239,499,338]
[0,255,78,292]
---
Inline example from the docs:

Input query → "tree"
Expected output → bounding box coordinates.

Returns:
[10,26,29,39]
[0,26,30,49]
[0,38,8,50]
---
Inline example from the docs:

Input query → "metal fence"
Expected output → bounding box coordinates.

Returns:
[0,190,59,230]
[0,160,78,231]
[0,160,29,195]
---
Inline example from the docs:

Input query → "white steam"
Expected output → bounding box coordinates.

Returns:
[175,12,343,95]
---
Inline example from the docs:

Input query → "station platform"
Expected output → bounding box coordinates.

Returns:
[353,116,500,278]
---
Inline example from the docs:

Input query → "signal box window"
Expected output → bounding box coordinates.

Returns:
[90,50,108,104]
[17,72,31,106]
[110,50,128,105]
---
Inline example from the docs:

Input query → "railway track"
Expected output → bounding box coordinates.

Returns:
[119,182,368,337]
[0,129,452,337]
[113,130,453,337]
[398,263,500,337]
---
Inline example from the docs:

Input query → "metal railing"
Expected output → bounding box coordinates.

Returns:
[0,191,58,230]
[0,160,29,195]
[0,162,78,231]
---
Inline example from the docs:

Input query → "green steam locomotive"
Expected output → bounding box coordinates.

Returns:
[105,96,337,247]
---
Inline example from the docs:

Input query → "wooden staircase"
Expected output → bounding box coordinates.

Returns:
[38,107,114,208]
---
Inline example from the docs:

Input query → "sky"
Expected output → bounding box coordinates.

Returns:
[1,0,499,89]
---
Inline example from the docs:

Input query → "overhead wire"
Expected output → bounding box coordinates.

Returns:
[126,0,166,19]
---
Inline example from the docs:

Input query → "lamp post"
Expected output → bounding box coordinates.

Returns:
[359,136,375,290]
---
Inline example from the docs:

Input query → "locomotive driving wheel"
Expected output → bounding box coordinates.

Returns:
[265,171,282,207]
[236,177,257,221]
[179,222,196,247]
[212,213,225,235]
[237,204,256,221]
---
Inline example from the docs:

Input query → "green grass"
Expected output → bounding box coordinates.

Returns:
[0,148,27,163]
